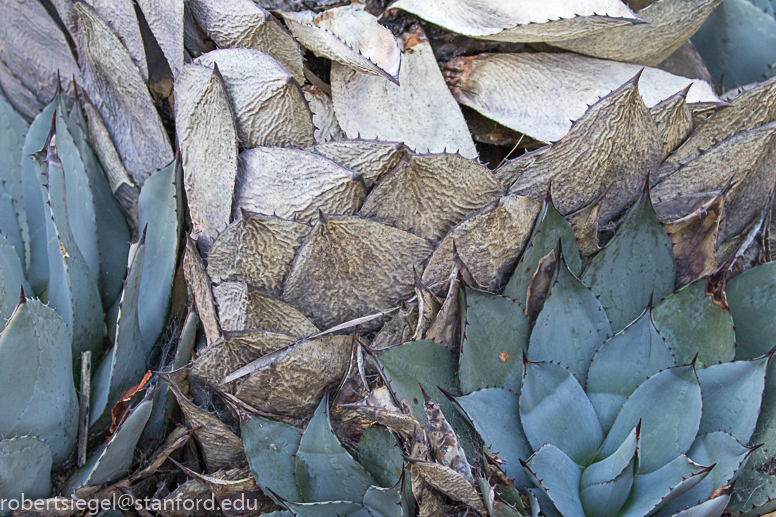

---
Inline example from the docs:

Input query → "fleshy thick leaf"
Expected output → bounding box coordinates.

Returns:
[580,426,637,517]
[587,308,674,434]
[0,436,52,502]
[296,396,376,503]
[242,414,302,502]
[331,26,476,158]
[725,260,776,360]
[235,147,365,224]
[311,139,405,189]
[421,195,540,292]
[194,49,313,149]
[363,484,403,517]
[0,299,77,467]
[283,215,433,330]
[520,361,604,466]
[598,365,701,474]
[0,94,28,271]
[76,3,173,186]
[669,492,730,517]
[582,188,676,332]
[358,427,404,488]
[527,257,613,389]
[522,444,584,517]
[0,233,30,324]
[445,52,718,144]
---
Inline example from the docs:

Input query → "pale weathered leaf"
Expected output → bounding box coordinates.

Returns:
[175,62,238,248]
[283,215,434,329]
[214,282,319,338]
[495,146,548,191]
[411,460,487,514]
[235,335,351,417]
[183,236,220,345]
[390,0,640,42]
[650,86,693,159]
[304,86,344,143]
[310,139,405,189]
[207,214,310,294]
[331,26,477,158]
[509,72,662,230]
[279,4,400,82]
[422,195,540,292]
[0,57,44,119]
[555,0,724,66]
[83,0,149,80]
[76,2,173,186]
[234,147,365,223]
[136,0,184,77]
[360,152,504,241]
[188,0,303,82]
[194,48,313,149]
[656,40,714,84]
[445,52,718,144]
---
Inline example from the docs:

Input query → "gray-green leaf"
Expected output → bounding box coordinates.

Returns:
[242,414,302,503]
[522,444,584,517]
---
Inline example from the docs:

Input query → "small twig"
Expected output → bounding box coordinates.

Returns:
[77,351,91,467]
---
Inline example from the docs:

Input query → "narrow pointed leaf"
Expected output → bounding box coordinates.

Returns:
[304,86,344,143]
[242,414,303,502]
[580,426,638,517]
[726,261,776,359]
[669,492,730,517]
[522,444,584,517]
[0,94,28,271]
[0,233,31,323]
[650,88,693,159]
[83,0,148,80]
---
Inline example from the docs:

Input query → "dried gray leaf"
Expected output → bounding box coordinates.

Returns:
[0,57,44,120]
[495,146,549,191]
[311,139,406,189]
[136,0,185,77]
[414,276,441,340]
[390,0,640,42]
[423,393,474,483]
[555,0,724,66]
[207,214,310,294]
[650,86,693,159]
[183,237,221,345]
[234,146,365,223]
[303,85,344,143]
[411,460,487,514]
[175,63,238,247]
[213,281,319,338]
[76,2,173,186]
[331,26,477,158]
[279,4,400,82]
[81,93,135,193]
[510,73,662,231]
[424,258,465,350]
[83,0,149,80]
[568,199,603,260]
[283,215,435,329]
[444,52,718,144]
[187,0,303,82]
[422,195,540,292]
[234,335,351,417]
[360,153,504,241]
[193,48,313,149]
[372,303,419,349]
[656,40,713,84]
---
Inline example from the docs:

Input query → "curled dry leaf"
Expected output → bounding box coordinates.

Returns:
[283,215,434,329]
[555,0,724,66]
[444,52,719,144]
[422,195,540,292]
[650,86,693,159]
[207,213,310,294]
[0,0,79,108]
[389,0,640,43]
[424,257,466,351]
[303,85,344,143]
[360,152,504,241]
[311,139,406,189]
[652,122,776,245]
[193,48,313,149]
[234,335,351,417]
[423,391,474,483]
[183,237,220,345]
[510,73,662,231]
[187,0,303,82]
[410,460,487,515]
[136,0,185,77]
[175,63,238,248]
[83,0,149,81]
[234,147,366,223]
[75,3,173,186]
[0,58,44,119]
[213,281,319,338]
[414,274,441,340]
[568,199,603,260]
[279,3,401,82]
[661,190,725,289]
[372,302,419,349]
[331,26,477,158]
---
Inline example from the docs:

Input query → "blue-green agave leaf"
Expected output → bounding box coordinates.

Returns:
[617,455,711,517]
[660,432,754,515]
[581,187,676,332]
[459,289,528,394]
[521,444,584,517]
[692,0,776,91]
[89,237,148,431]
[521,361,604,466]
[0,232,31,323]
[667,492,730,517]
[295,396,376,503]
[63,393,154,495]
[587,307,674,434]
[241,413,302,503]
[0,436,52,506]
[697,356,769,443]
[279,499,365,516]
[528,488,561,517]
[652,276,735,368]
[453,388,532,489]
[20,100,56,294]
[0,298,77,467]
[0,93,29,273]
[0,178,25,271]
[503,197,581,305]
[597,365,701,474]
[727,261,776,360]
[580,426,638,517]
[478,478,523,517]
[358,427,403,489]
[527,254,612,389]
[137,159,181,354]
[363,483,402,517]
